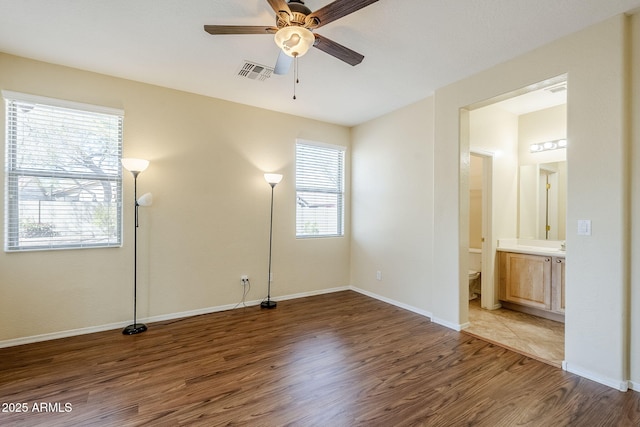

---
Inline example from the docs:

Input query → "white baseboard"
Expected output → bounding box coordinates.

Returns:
[0,286,351,349]
[0,321,130,349]
[349,286,433,319]
[431,316,465,331]
[350,286,472,331]
[628,380,640,392]
[275,286,350,302]
[142,301,258,324]
[148,286,352,324]
[563,362,629,392]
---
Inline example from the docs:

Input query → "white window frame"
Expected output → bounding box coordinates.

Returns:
[295,139,345,238]
[3,90,124,252]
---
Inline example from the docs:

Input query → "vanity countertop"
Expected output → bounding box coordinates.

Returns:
[496,246,565,257]
[497,239,565,257]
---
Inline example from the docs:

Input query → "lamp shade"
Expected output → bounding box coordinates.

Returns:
[122,158,149,173]
[137,192,153,207]
[274,26,315,58]
[264,173,283,185]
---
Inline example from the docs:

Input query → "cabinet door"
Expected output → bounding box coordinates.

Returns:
[503,253,552,310]
[551,257,565,313]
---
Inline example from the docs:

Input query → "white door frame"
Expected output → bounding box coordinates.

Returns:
[470,150,496,309]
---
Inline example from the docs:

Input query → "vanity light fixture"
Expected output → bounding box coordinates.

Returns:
[530,139,567,153]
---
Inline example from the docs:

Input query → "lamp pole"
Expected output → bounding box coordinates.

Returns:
[261,173,282,309]
[122,158,150,335]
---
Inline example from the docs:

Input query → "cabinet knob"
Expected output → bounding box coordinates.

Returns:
[545,258,551,262]
[556,259,563,263]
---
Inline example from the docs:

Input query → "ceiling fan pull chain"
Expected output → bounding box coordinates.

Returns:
[293,54,298,100]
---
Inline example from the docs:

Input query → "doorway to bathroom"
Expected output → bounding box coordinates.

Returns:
[468,152,491,307]
[461,76,567,367]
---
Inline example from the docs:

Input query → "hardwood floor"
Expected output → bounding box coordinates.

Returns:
[1,291,639,426]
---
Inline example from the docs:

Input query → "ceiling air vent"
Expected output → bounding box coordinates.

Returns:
[545,83,567,94]
[237,61,273,82]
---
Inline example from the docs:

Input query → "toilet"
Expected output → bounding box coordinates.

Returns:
[468,270,481,300]
[468,249,482,300]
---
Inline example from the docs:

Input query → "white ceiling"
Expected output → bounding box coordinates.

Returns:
[0,0,639,126]
[495,84,567,116]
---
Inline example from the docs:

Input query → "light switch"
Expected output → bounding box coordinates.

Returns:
[577,219,591,236]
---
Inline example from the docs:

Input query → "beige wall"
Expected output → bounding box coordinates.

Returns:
[439,14,631,390]
[468,104,519,309]
[469,105,521,243]
[0,53,351,342]
[353,14,636,390]
[469,155,482,250]
[631,12,640,391]
[350,98,434,314]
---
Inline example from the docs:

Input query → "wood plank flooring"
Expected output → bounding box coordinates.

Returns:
[0,291,639,426]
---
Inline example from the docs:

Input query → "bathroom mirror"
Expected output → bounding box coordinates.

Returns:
[518,161,566,240]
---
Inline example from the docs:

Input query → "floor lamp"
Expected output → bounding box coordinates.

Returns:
[122,158,153,335]
[261,173,283,309]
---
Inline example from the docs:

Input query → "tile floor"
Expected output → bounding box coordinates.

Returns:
[464,299,565,367]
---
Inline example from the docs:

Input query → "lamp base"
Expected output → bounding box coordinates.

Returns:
[260,300,277,309]
[122,323,147,335]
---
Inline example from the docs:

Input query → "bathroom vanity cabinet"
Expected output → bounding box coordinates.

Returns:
[498,251,565,322]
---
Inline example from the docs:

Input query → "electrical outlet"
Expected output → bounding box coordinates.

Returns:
[241,275,249,285]
[376,271,382,281]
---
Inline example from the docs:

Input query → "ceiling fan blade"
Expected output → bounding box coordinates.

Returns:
[266,0,291,15]
[204,25,277,35]
[313,34,364,66]
[308,0,379,29]
[274,50,293,75]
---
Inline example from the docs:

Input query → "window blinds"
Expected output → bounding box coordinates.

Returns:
[3,91,124,251]
[295,141,345,237]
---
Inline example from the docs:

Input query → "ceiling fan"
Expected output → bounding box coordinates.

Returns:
[204,0,380,75]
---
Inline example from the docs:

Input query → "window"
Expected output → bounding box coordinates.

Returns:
[296,140,345,237]
[3,91,124,251]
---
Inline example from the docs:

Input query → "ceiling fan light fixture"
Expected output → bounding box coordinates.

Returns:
[274,26,315,57]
